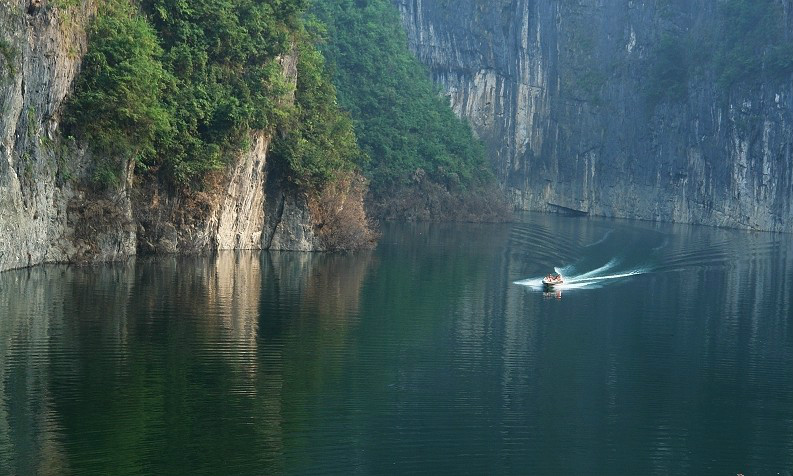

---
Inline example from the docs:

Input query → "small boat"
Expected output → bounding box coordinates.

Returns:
[542,274,564,287]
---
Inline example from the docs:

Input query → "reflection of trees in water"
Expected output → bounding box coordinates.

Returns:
[0,250,375,475]
[263,251,375,323]
[255,250,375,470]
[2,220,790,474]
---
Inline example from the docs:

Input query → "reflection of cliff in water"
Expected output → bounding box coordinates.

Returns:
[0,250,375,475]
[0,263,137,476]
[131,253,263,380]
[454,219,793,473]
[262,251,375,325]
[0,267,68,476]
[1,218,791,474]
[256,250,376,469]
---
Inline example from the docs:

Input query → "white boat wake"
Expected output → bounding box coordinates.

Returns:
[515,260,649,291]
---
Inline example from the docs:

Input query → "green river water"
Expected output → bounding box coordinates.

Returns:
[1,213,792,475]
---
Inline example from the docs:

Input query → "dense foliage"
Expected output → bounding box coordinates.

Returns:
[63,0,170,186]
[646,0,793,104]
[65,0,497,221]
[310,0,494,194]
[140,0,302,182]
[713,0,793,88]
[65,0,359,189]
[271,30,364,188]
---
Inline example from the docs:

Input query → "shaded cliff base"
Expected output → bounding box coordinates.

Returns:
[307,173,378,251]
[5,145,377,273]
[367,168,510,222]
[126,162,376,259]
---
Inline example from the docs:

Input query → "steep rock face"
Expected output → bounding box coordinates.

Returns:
[132,52,327,255]
[262,181,324,252]
[134,132,326,255]
[0,0,133,272]
[394,0,793,231]
[0,3,342,272]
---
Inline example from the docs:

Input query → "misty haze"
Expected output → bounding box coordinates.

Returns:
[1,1,792,475]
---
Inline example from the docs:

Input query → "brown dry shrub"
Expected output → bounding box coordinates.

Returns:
[67,190,135,261]
[309,172,378,251]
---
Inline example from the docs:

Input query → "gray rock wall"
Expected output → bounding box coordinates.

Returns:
[0,0,122,271]
[0,2,332,272]
[394,0,793,232]
[131,51,326,256]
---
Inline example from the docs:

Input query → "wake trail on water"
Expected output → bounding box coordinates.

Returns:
[515,260,651,291]
[584,230,614,248]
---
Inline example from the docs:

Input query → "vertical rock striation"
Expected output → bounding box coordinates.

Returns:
[0,0,133,271]
[394,0,793,232]
[132,51,330,255]
[0,3,361,272]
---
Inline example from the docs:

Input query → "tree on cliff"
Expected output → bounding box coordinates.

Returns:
[311,0,507,221]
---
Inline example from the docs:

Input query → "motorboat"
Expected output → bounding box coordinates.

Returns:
[542,274,564,287]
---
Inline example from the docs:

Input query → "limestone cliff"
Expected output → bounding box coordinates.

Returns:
[0,0,119,272]
[394,0,793,232]
[0,1,367,272]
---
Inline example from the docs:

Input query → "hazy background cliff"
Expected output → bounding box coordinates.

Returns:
[393,0,793,232]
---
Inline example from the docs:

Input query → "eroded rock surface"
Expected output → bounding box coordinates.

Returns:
[394,0,793,231]
[0,4,366,272]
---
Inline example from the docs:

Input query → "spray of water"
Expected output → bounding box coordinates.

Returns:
[514,260,649,291]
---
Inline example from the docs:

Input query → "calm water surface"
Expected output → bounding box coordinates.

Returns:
[1,214,792,475]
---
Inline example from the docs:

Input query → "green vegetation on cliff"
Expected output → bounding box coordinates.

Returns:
[310,0,500,207]
[646,34,688,105]
[646,0,793,104]
[271,26,364,188]
[713,0,793,88]
[65,0,360,189]
[0,38,16,79]
[63,0,169,186]
[64,0,502,220]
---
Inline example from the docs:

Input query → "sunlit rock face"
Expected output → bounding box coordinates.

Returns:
[0,5,335,272]
[394,0,793,232]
